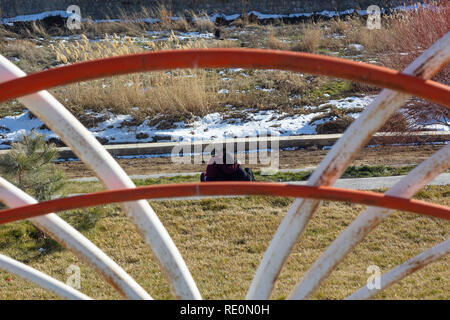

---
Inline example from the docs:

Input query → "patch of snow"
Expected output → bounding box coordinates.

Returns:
[347,44,365,52]
[255,86,275,93]
[7,95,443,149]
[1,11,71,23]
[325,95,375,109]
[176,32,214,40]
[421,124,449,131]
[325,33,345,39]
[2,3,437,26]
[210,13,241,22]
[400,107,450,132]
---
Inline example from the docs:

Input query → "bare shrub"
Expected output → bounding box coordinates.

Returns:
[172,17,190,32]
[379,112,409,132]
[157,4,173,29]
[51,34,219,122]
[191,12,215,32]
[387,0,450,53]
[0,39,52,65]
[316,117,354,134]
[330,18,351,34]
[266,29,290,50]
[379,1,450,134]
[291,24,322,52]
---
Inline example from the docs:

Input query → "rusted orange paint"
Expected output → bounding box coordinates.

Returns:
[0,183,448,225]
[0,49,449,108]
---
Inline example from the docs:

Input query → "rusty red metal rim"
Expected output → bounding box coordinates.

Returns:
[0,182,448,225]
[0,49,449,108]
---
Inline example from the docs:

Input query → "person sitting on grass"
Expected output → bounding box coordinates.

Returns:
[200,149,255,182]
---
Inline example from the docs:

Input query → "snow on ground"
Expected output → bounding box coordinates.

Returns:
[401,107,450,132]
[145,30,214,41]
[1,11,72,24]
[1,94,447,150]
[1,4,431,25]
[2,94,449,152]
[1,96,375,148]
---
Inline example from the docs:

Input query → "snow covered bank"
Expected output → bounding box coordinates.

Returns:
[1,4,433,25]
[0,95,369,148]
[1,95,447,150]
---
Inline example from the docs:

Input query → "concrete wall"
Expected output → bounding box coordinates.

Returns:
[1,1,421,19]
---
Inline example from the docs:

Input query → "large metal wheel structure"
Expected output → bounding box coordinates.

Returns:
[0,32,448,300]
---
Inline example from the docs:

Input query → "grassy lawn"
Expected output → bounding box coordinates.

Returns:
[60,164,420,195]
[0,183,448,299]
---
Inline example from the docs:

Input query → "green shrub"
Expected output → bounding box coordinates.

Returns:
[0,132,66,201]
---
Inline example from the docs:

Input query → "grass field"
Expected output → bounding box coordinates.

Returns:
[0,180,448,299]
[59,164,419,195]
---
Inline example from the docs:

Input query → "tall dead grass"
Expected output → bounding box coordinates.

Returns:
[51,34,220,122]
[157,4,173,30]
[190,11,216,32]
[291,24,323,52]
[266,24,323,53]
[266,28,290,50]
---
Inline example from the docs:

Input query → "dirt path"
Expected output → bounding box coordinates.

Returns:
[56,144,445,179]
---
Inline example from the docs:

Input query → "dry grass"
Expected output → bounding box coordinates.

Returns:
[266,27,291,51]
[0,39,54,74]
[0,185,447,299]
[171,17,190,32]
[329,18,352,35]
[0,39,49,63]
[50,34,222,121]
[190,11,216,33]
[1,2,448,133]
[356,28,394,54]
[378,0,450,132]
[48,33,333,122]
[157,4,173,30]
[291,24,323,53]
[267,23,323,53]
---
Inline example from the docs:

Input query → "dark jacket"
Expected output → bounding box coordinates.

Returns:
[202,156,254,182]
